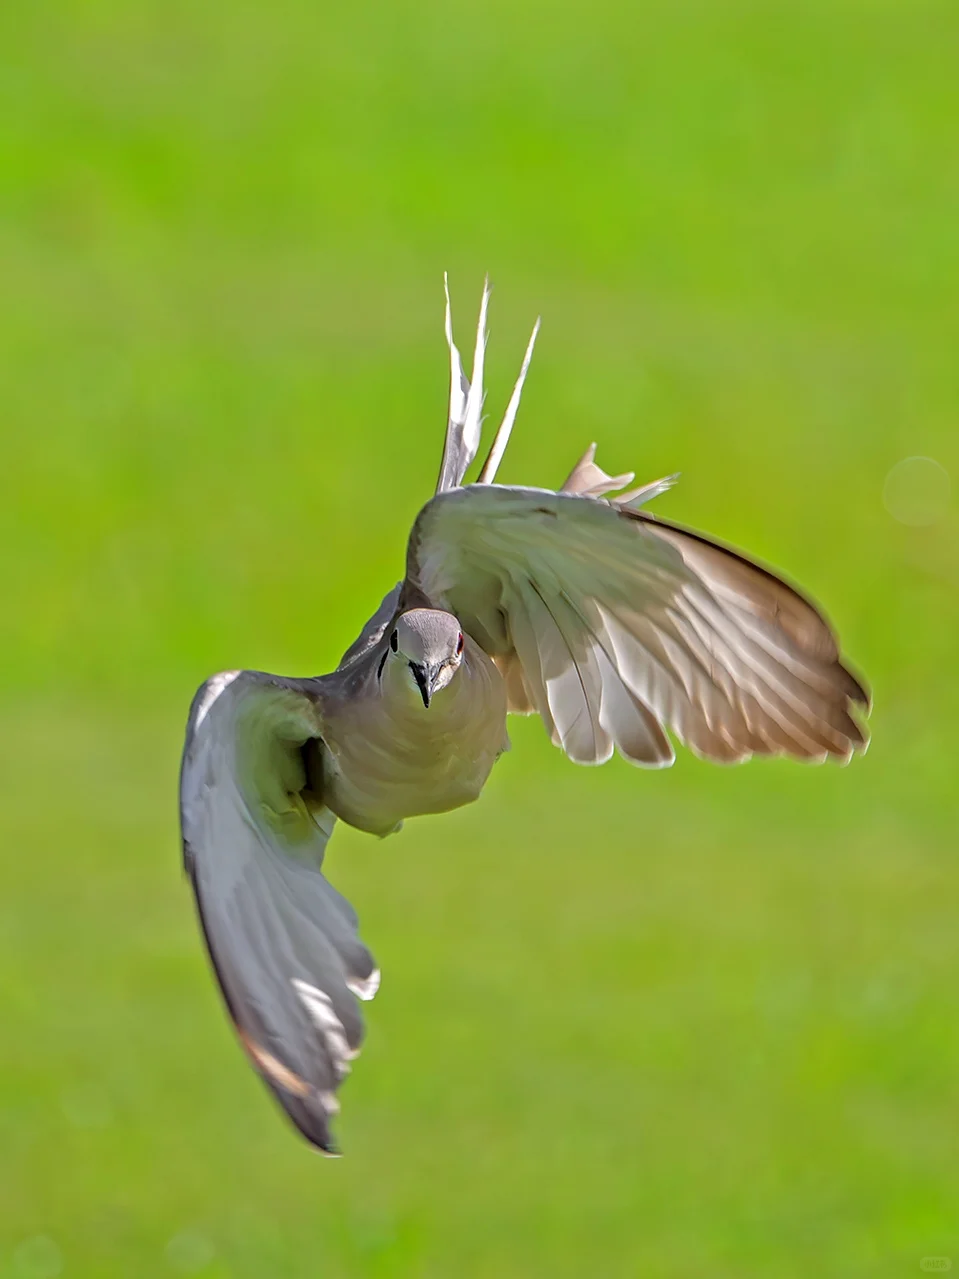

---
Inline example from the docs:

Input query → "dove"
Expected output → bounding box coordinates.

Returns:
[180,278,869,1154]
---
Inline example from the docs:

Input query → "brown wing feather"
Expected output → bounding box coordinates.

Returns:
[405,483,869,768]
[631,512,870,709]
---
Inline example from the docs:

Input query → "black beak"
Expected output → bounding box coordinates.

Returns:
[409,663,439,708]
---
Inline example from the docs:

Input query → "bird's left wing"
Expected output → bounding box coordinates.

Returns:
[180,670,378,1154]
[404,483,869,767]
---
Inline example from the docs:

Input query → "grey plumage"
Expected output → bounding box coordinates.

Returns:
[179,280,869,1154]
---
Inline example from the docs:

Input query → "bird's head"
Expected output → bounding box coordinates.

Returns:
[387,609,465,708]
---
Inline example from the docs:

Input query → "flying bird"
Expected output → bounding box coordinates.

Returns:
[180,279,869,1154]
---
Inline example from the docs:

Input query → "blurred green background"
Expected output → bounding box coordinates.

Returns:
[2,1,958,1275]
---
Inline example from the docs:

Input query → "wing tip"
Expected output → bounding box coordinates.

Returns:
[237,1027,349,1156]
[346,967,381,1001]
[286,1100,343,1157]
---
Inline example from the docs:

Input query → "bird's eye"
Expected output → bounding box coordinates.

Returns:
[390,630,398,652]
[456,632,464,656]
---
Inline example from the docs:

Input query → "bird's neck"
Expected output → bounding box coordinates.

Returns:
[379,655,454,722]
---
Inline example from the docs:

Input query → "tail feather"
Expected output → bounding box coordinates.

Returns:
[563,443,680,510]
[462,279,490,472]
[435,277,540,493]
[477,317,541,484]
[562,442,635,498]
[435,274,476,493]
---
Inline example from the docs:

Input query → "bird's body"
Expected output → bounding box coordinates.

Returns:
[319,624,508,836]
[180,280,869,1154]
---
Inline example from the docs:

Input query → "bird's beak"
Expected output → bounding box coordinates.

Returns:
[409,663,441,708]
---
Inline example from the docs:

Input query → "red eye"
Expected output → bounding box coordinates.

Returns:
[456,632,464,656]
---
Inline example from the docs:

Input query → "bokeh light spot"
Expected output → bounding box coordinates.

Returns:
[60,1085,114,1129]
[165,1230,216,1273]
[12,1236,62,1279]
[883,456,951,526]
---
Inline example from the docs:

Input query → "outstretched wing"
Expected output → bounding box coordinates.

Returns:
[180,670,379,1154]
[405,483,869,767]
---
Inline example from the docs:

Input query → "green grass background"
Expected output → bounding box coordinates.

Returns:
[2,1,958,1275]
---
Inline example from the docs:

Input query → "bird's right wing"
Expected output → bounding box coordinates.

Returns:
[180,670,378,1154]
[405,483,869,767]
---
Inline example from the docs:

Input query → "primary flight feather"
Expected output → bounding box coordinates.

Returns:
[180,278,869,1154]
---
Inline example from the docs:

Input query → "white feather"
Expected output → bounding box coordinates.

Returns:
[478,317,541,485]
[461,277,490,476]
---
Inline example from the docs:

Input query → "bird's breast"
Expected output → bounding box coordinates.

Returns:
[322,643,508,836]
